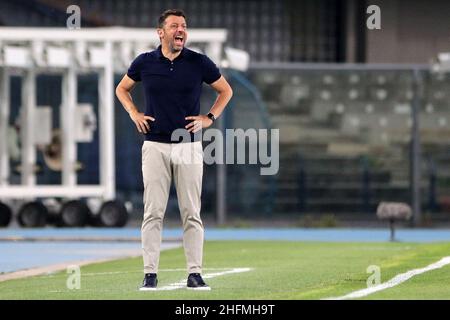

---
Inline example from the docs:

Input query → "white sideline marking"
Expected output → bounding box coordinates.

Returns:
[48,268,251,294]
[151,267,252,291]
[324,256,450,300]
[80,267,232,277]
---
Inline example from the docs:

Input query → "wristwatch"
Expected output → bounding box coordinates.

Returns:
[207,112,216,123]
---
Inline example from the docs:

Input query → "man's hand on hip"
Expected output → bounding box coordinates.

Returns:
[130,110,155,134]
[185,115,213,133]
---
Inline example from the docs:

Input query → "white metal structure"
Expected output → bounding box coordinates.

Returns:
[0,27,227,226]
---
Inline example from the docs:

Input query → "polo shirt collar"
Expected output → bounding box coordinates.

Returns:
[156,45,186,60]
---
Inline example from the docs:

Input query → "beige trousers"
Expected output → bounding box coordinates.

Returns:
[141,140,204,274]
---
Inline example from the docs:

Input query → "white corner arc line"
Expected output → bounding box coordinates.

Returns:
[151,267,253,291]
[324,256,450,300]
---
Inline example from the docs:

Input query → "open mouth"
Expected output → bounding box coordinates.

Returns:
[174,35,184,46]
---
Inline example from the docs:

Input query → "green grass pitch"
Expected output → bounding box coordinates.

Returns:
[1,241,449,299]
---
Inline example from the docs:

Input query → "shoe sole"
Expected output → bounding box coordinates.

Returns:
[187,286,211,291]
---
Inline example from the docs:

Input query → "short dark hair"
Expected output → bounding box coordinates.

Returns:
[158,9,186,28]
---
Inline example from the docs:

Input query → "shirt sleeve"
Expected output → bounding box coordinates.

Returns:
[201,55,222,84]
[127,54,144,82]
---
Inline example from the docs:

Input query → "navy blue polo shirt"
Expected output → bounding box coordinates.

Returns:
[127,45,221,143]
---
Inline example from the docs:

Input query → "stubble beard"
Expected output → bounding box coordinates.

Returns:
[169,40,183,53]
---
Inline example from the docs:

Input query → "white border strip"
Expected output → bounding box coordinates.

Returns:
[0,255,141,283]
[324,256,450,300]
[0,243,182,282]
[152,268,253,291]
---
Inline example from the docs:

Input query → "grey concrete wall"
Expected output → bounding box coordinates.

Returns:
[366,0,450,63]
